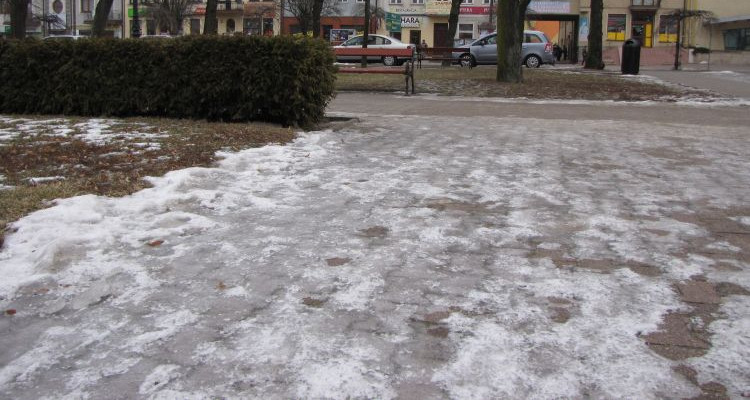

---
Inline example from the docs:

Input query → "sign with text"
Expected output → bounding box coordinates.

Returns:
[386,12,401,32]
[400,16,420,28]
[425,0,451,16]
[528,0,570,14]
[460,6,490,15]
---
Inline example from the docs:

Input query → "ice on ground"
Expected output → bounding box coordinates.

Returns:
[1,114,749,398]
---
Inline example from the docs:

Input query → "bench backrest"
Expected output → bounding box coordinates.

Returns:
[334,47,414,57]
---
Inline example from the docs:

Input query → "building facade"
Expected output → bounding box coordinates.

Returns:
[2,0,747,64]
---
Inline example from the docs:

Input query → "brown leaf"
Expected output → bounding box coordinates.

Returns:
[216,281,227,290]
[147,240,164,247]
[5,309,17,316]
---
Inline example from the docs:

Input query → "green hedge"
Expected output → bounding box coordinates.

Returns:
[0,36,336,127]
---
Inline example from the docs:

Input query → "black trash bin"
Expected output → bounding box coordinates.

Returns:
[621,38,641,75]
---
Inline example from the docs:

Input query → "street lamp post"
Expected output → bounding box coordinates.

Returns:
[131,0,142,38]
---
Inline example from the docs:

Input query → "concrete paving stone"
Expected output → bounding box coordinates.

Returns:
[677,281,722,304]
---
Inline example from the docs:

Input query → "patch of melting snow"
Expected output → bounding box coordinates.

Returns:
[0,114,749,398]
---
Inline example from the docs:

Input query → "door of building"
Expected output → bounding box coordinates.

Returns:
[409,30,421,45]
[632,12,654,47]
[433,23,448,47]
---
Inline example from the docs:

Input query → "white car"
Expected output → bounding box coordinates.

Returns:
[334,34,414,66]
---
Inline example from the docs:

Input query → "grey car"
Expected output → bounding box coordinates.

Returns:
[453,30,556,68]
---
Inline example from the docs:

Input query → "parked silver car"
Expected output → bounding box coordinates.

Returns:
[334,34,414,66]
[453,30,556,68]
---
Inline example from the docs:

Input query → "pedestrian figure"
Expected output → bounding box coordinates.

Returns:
[553,44,562,61]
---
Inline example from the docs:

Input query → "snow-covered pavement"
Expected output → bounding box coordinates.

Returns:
[1,97,750,398]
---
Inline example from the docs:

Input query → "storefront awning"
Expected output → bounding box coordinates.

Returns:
[709,15,750,25]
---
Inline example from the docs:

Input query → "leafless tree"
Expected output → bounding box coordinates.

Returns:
[92,0,115,37]
[496,0,531,82]
[2,0,30,39]
[584,0,603,69]
[145,0,193,35]
[283,0,337,37]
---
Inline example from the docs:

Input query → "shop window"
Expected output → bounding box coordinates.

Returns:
[459,24,473,39]
[607,14,626,41]
[724,28,749,51]
[658,15,677,43]
[146,20,156,35]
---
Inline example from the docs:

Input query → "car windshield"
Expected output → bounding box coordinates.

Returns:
[475,35,496,46]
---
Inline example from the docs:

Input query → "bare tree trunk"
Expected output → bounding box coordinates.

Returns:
[9,0,28,39]
[361,0,369,67]
[496,0,530,82]
[311,0,323,37]
[443,0,460,67]
[584,0,603,69]
[92,0,115,37]
[204,0,218,34]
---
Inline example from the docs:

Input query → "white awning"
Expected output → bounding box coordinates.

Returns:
[709,15,750,25]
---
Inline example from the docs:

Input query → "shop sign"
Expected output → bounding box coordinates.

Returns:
[460,6,490,15]
[400,16,420,28]
[386,12,401,32]
[528,0,570,14]
[128,7,147,17]
[425,0,451,16]
[391,7,421,14]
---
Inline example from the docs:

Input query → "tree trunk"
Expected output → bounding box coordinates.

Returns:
[92,0,115,37]
[203,0,218,34]
[496,0,530,82]
[9,0,28,39]
[584,0,603,69]
[361,0,369,67]
[443,0,460,67]
[311,0,323,37]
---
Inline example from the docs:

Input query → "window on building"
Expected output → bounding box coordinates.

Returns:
[459,23,473,39]
[226,19,235,33]
[190,19,201,34]
[724,28,749,51]
[658,15,677,43]
[607,14,626,41]
[412,0,424,4]
[632,0,656,5]
[81,0,92,12]
[482,0,491,4]
[461,0,473,4]
[146,20,156,35]
[389,0,402,4]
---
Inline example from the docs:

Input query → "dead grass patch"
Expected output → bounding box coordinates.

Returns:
[336,66,699,101]
[0,116,296,248]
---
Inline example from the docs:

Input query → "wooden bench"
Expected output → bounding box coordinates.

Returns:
[416,47,472,68]
[334,47,416,95]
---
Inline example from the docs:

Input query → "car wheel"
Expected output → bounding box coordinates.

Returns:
[383,56,396,66]
[459,54,475,68]
[525,55,541,68]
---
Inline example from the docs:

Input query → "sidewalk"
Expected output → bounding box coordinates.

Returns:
[597,63,750,99]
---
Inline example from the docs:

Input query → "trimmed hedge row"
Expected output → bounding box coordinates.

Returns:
[0,36,336,127]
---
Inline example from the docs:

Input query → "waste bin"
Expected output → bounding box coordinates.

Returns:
[621,39,641,75]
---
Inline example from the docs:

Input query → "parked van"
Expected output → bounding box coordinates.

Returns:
[452,30,555,68]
